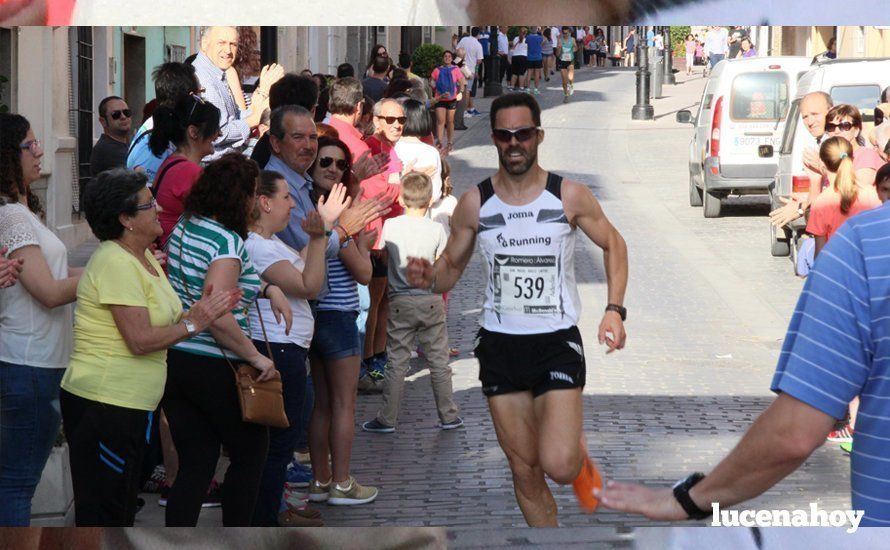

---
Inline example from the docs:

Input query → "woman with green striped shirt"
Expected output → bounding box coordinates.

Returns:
[163,153,293,526]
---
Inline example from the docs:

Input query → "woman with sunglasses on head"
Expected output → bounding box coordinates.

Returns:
[245,171,350,526]
[0,113,82,526]
[304,136,379,506]
[59,169,239,526]
[149,95,221,248]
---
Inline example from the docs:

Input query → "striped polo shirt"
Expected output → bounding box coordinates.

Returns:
[318,257,359,312]
[771,202,890,526]
[166,215,261,359]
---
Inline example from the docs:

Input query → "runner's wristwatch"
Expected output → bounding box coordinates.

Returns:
[673,472,711,520]
[605,304,627,321]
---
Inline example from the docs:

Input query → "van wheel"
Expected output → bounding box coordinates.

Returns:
[703,189,722,218]
[770,225,790,257]
[689,174,703,207]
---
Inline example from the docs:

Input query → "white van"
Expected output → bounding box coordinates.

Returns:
[769,58,890,257]
[677,56,811,218]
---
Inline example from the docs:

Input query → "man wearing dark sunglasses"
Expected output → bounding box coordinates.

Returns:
[90,95,132,177]
[406,93,629,526]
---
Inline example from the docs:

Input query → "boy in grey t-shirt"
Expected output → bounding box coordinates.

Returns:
[361,173,463,432]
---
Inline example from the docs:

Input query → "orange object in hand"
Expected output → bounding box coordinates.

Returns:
[572,454,603,513]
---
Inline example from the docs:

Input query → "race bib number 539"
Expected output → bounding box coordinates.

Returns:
[493,254,560,315]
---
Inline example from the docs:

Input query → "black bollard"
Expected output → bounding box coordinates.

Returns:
[631,41,654,120]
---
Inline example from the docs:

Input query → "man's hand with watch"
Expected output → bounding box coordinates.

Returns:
[598,303,627,354]
[593,472,713,521]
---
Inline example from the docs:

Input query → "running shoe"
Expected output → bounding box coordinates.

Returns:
[327,477,378,506]
[826,425,853,443]
[449,346,460,357]
[572,454,603,513]
[283,484,309,509]
[563,95,569,104]
[308,478,332,503]
[439,417,465,431]
[464,111,476,118]
[362,419,395,433]
[286,460,313,489]
[840,441,853,454]
[568,82,575,96]
[158,483,170,507]
[532,88,540,95]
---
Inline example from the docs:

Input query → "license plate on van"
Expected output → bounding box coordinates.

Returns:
[733,136,780,147]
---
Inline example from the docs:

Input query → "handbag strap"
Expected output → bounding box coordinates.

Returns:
[174,219,263,377]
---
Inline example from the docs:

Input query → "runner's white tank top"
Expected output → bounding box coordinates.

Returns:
[477,173,581,334]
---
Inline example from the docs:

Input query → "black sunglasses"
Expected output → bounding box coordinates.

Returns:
[319,157,349,171]
[109,109,132,120]
[492,126,541,143]
[825,121,856,132]
[875,108,885,126]
[376,115,406,125]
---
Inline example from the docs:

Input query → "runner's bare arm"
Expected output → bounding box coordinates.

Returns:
[406,187,479,293]
[564,180,628,353]
[563,180,628,308]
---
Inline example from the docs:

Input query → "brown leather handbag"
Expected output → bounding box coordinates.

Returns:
[223,305,289,429]
[175,227,289,428]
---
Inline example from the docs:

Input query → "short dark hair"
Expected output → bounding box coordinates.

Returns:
[490,92,542,129]
[337,63,355,79]
[83,168,149,241]
[98,96,125,119]
[184,153,260,239]
[397,52,411,70]
[152,62,200,108]
[400,98,432,138]
[471,27,481,37]
[882,86,890,104]
[269,105,313,140]
[876,162,890,187]
[328,77,364,116]
[270,74,320,111]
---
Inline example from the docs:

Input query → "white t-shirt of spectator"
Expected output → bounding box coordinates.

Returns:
[394,139,443,204]
[551,28,561,46]
[705,28,729,55]
[498,32,509,55]
[0,202,73,369]
[576,28,587,42]
[512,37,529,57]
[429,194,458,237]
[456,35,484,74]
[245,233,314,348]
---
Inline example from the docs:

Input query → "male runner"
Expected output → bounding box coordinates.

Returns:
[406,93,628,527]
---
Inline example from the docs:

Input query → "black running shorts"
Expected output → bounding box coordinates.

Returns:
[475,326,586,397]
[557,59,573,70]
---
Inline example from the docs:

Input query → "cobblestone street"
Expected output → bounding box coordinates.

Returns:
[83,65,850,534]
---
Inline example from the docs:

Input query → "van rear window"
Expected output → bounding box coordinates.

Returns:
[730,72,789,121]
[830,85,881,116]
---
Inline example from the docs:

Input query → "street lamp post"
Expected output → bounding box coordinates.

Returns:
[484,25,503,97]
[631,32,654,120]
[663,26,676,85]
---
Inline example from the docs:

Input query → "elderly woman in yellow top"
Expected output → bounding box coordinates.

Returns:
[59,169,240,527]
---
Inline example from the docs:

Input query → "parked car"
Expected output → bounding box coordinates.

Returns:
[677,56,811,218]
[768,58,890,257]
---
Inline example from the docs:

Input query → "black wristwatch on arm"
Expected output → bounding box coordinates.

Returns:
[605,303,627,321]
[673,472,712,520]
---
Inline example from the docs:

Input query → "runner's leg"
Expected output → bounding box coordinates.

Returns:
[533,388,585,484]
[488,392,558,527]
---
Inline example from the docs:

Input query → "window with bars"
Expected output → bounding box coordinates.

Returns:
[71,27,93,214]
[165,44,186,63]
[0,28,13,113]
